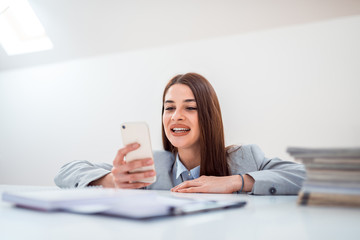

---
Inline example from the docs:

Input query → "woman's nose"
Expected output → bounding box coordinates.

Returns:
[171,109,184,121]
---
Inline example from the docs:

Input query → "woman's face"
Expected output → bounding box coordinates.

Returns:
[163,84,200,151]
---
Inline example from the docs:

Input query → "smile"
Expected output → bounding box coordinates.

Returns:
[170,124,191,136]
[171,128,190,133]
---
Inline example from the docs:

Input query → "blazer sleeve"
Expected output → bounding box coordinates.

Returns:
[54,161,112,188]
[230,144,306,195]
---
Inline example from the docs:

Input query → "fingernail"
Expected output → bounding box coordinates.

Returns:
[146,159,153,164]
[149,171,155,176]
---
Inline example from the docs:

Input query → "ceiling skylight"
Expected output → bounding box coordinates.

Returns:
[0,0,53,55]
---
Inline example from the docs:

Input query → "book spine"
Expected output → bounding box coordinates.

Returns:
[298,191,360,207]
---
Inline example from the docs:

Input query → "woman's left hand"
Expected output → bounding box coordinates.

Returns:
[171,175,244,194]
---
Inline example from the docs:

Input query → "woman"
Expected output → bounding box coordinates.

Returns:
[55,73,305,195]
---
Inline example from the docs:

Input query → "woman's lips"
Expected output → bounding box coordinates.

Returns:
[170,124,191,136]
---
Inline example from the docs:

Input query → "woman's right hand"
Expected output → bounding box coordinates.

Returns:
[111,143,156,189]
[90,143,156,189]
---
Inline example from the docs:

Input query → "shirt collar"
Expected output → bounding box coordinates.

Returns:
[175,154,200,179]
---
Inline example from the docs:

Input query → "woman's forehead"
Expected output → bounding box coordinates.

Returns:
[164,84,195,101]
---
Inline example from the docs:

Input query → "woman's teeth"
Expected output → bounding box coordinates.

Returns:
[172,128,190,132]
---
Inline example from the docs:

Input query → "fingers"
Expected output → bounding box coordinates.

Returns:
[116,181,153,189]
[111,143,156,189]
[174,187,204,193]
[111,158,156,188]
[113,143,140,166]
[171,180,202,192]
[120,158,154,173]
[112,168,156,183]
[111,158,154,177]
[172,176,238,194]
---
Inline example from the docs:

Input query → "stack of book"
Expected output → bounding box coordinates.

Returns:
[287,147,360,207]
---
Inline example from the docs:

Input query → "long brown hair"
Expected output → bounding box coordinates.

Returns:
[161,73,230,176]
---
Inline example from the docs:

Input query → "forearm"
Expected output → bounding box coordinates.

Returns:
[249,157,306,195]
[89,173,115,188]
[247,167,305,195]
[243,174,255,192]
[232,174,255,193]
[54,160,112,188]
[247,145,306,195]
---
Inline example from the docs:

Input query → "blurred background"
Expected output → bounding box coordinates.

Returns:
[1,0,360,185]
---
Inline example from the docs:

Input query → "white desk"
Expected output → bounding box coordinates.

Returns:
[1,185,359,240]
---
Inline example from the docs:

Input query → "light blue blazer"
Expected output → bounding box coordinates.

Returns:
[54,144,306,195]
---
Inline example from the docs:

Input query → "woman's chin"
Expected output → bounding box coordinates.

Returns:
[168,139,188,149]
[170,142,186,149]
[168,139,199,151]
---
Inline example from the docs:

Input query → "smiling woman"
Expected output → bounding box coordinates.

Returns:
[55,73,306,195]
[162,74,228,177]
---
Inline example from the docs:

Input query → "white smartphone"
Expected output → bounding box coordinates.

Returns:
[120,122,156,183]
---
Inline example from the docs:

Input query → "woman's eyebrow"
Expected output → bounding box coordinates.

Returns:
[164,99,196,103]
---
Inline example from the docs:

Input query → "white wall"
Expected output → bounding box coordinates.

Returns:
[1,16,360,186]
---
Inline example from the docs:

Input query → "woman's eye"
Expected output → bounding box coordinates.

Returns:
[187,107,197,111]
[165,107,175,111]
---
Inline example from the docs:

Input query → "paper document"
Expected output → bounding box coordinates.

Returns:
[2,188,246,219]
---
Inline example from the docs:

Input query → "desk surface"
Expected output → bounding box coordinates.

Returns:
[1,185,359,240]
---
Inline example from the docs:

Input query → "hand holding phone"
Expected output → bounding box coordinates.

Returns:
[120,122,156,183]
